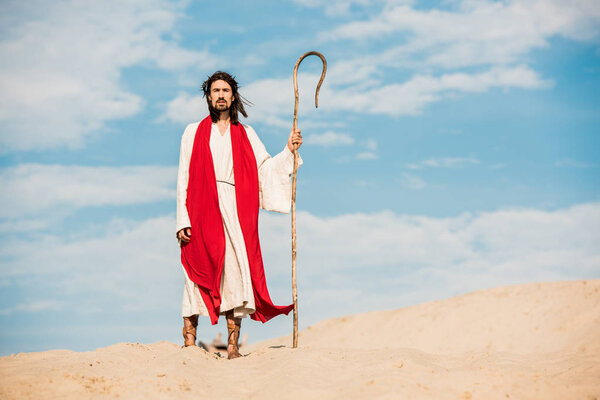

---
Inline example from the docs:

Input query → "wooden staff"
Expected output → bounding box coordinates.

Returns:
[291,51,327,348]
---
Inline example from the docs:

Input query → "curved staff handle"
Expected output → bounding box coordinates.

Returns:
[291,51,327,349]
[293,51,328,131]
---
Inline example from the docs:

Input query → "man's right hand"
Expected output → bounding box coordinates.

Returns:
[177,227,191,243]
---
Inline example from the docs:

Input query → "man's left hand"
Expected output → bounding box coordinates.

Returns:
[287,128,302,152]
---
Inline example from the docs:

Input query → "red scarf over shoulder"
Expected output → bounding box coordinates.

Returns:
[180,116,293,325]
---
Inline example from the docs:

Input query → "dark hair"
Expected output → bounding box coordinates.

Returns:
[201,71,249,124]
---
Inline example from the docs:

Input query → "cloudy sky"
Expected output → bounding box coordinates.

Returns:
[1,0,599,355]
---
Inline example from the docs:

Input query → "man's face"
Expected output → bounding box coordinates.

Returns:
[208,79,234,113]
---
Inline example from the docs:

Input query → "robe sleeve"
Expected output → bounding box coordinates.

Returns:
[244,124,303,214]
[176,122,197,235]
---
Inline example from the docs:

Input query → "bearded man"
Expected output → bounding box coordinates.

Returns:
[176,71,302,359]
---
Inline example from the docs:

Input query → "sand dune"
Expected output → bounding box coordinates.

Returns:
[1,280,599,399]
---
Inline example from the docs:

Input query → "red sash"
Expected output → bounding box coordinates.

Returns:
[180,116,293,324]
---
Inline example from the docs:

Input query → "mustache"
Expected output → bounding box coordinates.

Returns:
[210,100,230,111]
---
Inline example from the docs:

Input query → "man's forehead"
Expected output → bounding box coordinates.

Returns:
[211,79,232,90]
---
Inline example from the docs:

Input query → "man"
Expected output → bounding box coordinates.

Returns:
[176,71,302,359]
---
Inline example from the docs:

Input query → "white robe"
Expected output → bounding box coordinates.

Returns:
[176,122,301,319]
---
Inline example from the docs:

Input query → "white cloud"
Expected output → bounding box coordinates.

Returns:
[356,151,378,160]
[489,163,508,170]
[0,0,219,151]
[323,65,552,116]
[3,300,66,315]
[357,137,378,160]
[261,201,600,320]
[0,164,176,218]
[365,139,377,151]
[4,0,595,150]
[243,75,314,130]
[325,59,381,86]
[0,216,180,310]
[340,64,551,114]
[293,0,391,17]
[407,156,481,170]
[305,131,355,146]
[1,202,598,341]
[276,0,600,125]
[400,172,427,190]
[324,0,600,69]
[161,92,208,125]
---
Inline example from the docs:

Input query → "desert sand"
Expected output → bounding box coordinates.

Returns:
[1,279,599,399]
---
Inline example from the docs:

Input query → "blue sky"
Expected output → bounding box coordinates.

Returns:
[1,0,599,355]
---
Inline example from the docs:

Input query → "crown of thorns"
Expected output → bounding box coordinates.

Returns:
[201,71,239,97]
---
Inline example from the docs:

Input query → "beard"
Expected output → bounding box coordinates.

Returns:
[209,101,231,115]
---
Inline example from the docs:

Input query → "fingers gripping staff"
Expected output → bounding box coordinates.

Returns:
[291,51,327,348]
